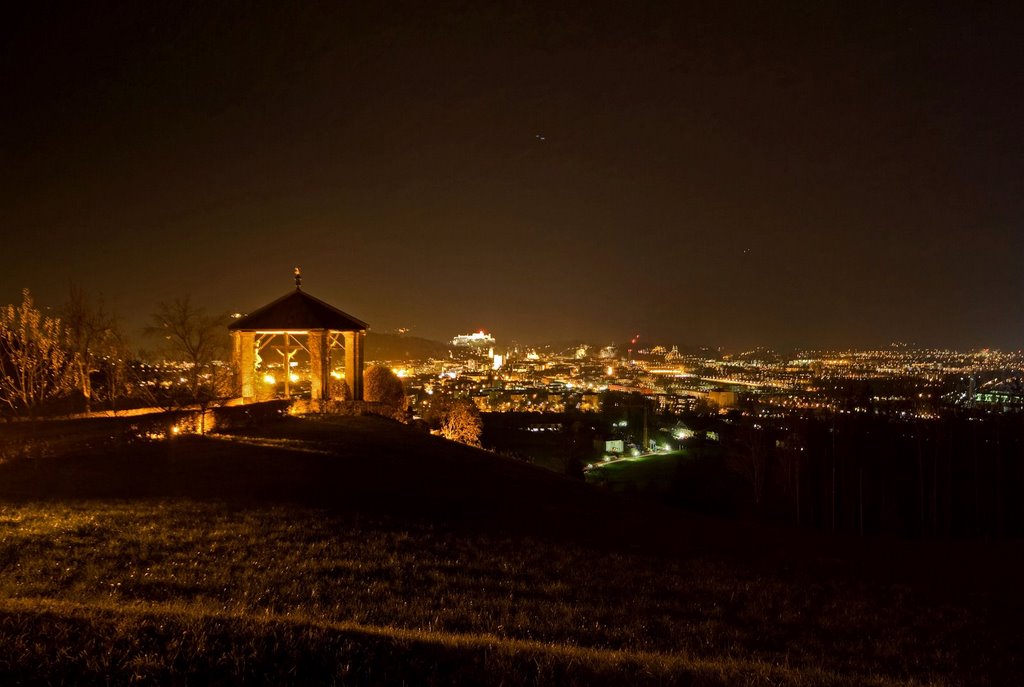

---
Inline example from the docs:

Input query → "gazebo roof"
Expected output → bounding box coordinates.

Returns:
[228,288,368,332]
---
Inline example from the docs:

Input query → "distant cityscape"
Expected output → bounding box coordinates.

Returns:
[126,327,1024,426]
[384,332,1024,419]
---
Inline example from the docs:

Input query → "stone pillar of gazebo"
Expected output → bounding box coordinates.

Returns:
[232,331,256,400]
[308,330,331,401]
[344,330,365,400]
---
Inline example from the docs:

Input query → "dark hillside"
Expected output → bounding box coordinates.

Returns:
[0,415,1020,684]
[1,414,1021,586]
[0,416,640,540]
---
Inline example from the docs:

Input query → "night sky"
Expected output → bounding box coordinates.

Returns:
[3,2,1022,350]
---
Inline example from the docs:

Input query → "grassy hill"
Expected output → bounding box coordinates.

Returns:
[0,414,1020,685]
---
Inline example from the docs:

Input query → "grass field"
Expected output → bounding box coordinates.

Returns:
[0,414,1020,684]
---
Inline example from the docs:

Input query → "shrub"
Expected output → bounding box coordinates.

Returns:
[441,400,483,447]
[364,366,405,407]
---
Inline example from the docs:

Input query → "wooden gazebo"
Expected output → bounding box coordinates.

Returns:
[229,269,367,401]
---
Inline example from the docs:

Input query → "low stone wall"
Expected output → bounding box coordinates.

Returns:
[0,400,297,461]
[211,400,293,430]
[290,399,408,423]
[0,398,410,462]
[127,400,294,436]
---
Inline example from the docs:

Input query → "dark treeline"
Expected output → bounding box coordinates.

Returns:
[481,397,1024,540]
[719,411,1024,539]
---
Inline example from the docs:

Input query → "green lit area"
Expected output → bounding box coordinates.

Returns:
[585,444,722,493]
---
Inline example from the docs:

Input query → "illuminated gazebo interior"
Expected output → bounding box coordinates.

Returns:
[229,269,367,402]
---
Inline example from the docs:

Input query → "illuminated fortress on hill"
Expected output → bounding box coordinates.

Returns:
[451,331,495,348]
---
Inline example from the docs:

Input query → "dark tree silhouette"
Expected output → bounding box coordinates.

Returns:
[145,296,233,430]
[62,284,118,412]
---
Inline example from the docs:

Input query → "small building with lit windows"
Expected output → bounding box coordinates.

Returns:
[228,269,367,402]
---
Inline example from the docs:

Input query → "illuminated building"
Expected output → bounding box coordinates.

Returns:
[707,389,737,408]
[229,268,367,402]
[451,331,496,347]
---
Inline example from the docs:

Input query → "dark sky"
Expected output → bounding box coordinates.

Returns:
[3,1,1022,350]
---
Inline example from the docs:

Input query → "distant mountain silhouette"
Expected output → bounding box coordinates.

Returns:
[364,332,450,361]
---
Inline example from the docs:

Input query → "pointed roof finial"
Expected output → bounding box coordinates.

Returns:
[294,266,302,290]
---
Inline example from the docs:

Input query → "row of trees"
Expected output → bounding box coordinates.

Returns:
[0,288,233,421]
[718,411,1024,539]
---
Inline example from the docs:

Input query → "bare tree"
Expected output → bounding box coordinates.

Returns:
[726,421,771,509]
[364,365,405,407]
[777,431,806,525]
[0,289,77,419]
[441,399,483,447]
[145,296,233,427]
[62,284,117,412]
[91,325,135,415]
